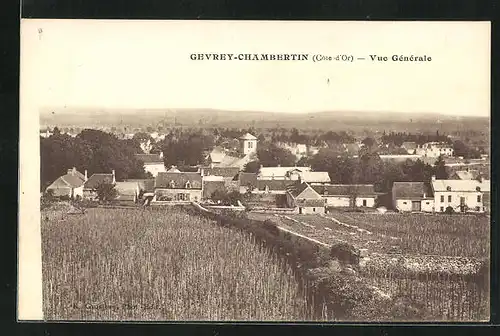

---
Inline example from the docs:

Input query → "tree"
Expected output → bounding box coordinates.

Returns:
[257,143,296,167]
[243,160,261,173]
[433,156,448,179]
[95,182,118,203]
[211,189,241,206]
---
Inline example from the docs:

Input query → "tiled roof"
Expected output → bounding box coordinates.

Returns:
[288,182,323,200]
[124,179,155,192]
[59,174,86,188]
[311,184,376,196]
[298,171,331,183]
[256,179,296,191]
[84,174,114,190]
[402,142,417,150]
[135,154,163,164]
[238,172,257,187]
[258,166,311,178]
[453,170,480,180]
[115,181,139,196]
[202,166,240,178]
[432,179,490,192]
[155,172,202,189]
[239,133,258,140]
[392,182,433,199]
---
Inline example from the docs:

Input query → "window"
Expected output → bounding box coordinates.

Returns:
[476,186,481,192]
[440,206,444,212]
[403,201,407,205]
[446,186,452,191]
[440,195,444,202]
[313,208,316,212]
[477,195,481,202]
[448,195,452,202]
[362,199,367,207]
[426,202,430,205]
[185,181,191,189]
[169,180,176,188]
[476,206,481,212]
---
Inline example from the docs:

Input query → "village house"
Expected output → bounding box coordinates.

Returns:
[206,133,258,169]
[135,153,166,177]
[416,142,454,158]
[45,167,86,199]
[153,171,203,202]
[430,176,490,213]
[311,184,378,208]
[392,182,435,212]
[240,133,258,155]
[401,142,418,154]
[258,166,312,180]
[114,181,141,204]
[277,142,308,160]
[199,166,240,191]
[286,182,326,214]
[83,170,116,200]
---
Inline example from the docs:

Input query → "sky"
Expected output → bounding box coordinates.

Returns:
[21,20,490,117]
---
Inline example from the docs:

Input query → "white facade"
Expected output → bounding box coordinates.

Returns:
[433,191,484,213]
[395,199,435,212]
[416,142,454,158]
[144,163,166,177]
[241,139,257,155]
[323,196,376,208]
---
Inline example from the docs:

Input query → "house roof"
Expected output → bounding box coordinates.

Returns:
[288,182,323,200]
[294,198,326,207]
[256,179,296,191]
[453,170,480,180]
[135,154,163,164]
[124,179,155,192]
[202,180,226,198]
[311,184,376,197]
[155,172,202,189]
[298,171,331,183]
[402,142,417,150]
[201,166,240,178]
[84,174,114,190]
[258,166,311,178]
[238,172,258,187]
[239,133,257,140]
[115,181,140,196]
[392,182,433,199]
[167,166,181,172]
[431,179,490,192]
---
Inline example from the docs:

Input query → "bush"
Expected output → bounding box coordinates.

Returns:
[330,242,361,266]
[445,206,454,214]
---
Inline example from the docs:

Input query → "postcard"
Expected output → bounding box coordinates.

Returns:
[19,19,491,322]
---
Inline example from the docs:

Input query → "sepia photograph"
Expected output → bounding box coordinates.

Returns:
[19,20,491,322]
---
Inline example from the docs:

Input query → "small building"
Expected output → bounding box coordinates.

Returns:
[401,142,417,154]
[200,166,240,190]
[153,171,203,202]
[240,133,258,155]
[83,171,116,200]
[256,179,296,194]
[392,182,435,212]
[295,171,331,184]
[416,142,454,158]
[450,169,481,180]
[114,181,141,204]
[286,182,326,214]
[258,166,311,180]
[431,177,489,213]
[311,184,378,208]
[135,153,166,177]
[45,167,86,199]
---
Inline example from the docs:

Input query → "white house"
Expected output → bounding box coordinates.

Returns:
[153,171,203,202]
[392,182,435,212]
[431,176,489,213]
[311,184,378,208]
[135,153,166,177]
[45,167,86,198]
[239,133,258,155]
[416,142,454,158]
[286,182,326,214]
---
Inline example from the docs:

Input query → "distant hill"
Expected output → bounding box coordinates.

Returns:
[39,107,490,134]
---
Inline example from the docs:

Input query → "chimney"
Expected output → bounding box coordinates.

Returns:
[431,175,436,181]
[67,168,72,175]
[200,168,204,177]
[159,151,164,159]
[112,170,116,183]
[84,170,88,181]
[72,167,76,175]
